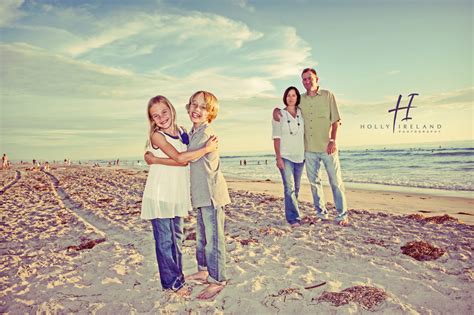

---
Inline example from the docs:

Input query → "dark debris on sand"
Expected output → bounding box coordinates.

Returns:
[238,238,259,245]
[67,238,106,251]
[406,214,459,224]
[315,285,388,310]
[364,238,390,248]
[401,240,446,261]
[265,287,303,303]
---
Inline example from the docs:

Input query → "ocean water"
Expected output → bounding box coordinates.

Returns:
[96,140,473,196]
[219,141,474,193]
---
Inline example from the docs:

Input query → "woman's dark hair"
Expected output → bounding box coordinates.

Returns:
[283,86,301,107]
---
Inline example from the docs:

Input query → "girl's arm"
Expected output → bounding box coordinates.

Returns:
[147,132,218,165]
[144,153,187,166]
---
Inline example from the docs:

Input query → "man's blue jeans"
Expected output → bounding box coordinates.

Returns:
[305,151,347,221]
[196,205,227,284]
[278,158,305,224]
[151,217,185,291]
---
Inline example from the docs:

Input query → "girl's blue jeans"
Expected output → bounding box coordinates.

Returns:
[151,217,185,291]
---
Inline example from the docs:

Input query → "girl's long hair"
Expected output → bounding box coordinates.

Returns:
[145,95,178,148]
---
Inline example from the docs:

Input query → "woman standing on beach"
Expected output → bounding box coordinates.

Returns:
[141,95,218,296]
[272,86,305,227]
[145,91,231,300]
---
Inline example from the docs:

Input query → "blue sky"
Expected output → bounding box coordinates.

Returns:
[1,0,472,160]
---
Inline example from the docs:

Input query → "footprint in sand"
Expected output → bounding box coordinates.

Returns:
[101,277,123,285]
[292,230,305,239]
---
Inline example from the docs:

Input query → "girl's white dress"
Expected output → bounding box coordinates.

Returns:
[141,131,192,220]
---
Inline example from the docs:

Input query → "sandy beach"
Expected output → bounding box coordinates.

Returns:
[1,165,473,314]
[226,178,474,225]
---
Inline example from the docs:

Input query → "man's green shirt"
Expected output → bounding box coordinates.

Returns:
[300,89,341,153]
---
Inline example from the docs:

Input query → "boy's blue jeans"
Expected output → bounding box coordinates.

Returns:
[304,151,348,221]
[196,205,227,284]
[278,158,305,224]
[151,217,185,291]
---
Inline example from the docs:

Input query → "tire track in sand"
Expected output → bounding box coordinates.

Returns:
[42,170,139,245]
[0,170,21,195]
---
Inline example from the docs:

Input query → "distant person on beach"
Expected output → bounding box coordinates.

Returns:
[272,86,305,227]
[141,95,218,297]
[2,154,9,169]
[146,91,230,300]
[43,161,50,171]
[31,159,40,171]
[273,67,348,226]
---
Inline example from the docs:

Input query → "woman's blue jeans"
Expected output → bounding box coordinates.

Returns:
[279,158,305,224]
[151,217,185,291]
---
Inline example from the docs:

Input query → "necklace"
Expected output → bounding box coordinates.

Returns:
[284,110,301,135]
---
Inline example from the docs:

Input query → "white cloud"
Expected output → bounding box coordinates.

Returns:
[1,42,274,102]
[66,20,148,57]
[60,11,263,58]
[170,13,263,49]
[0,0,24,27]
[424,87,473,110]
[180,68,275,100]
[2,4,311,86]
[0,43,140,100]
[230,0,256,13]
[245,27,314,78]
[2,42,134,75]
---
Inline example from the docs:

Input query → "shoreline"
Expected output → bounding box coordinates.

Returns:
[225,175,474,198]
[226,177,474,225]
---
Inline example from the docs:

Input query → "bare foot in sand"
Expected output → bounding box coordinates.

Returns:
[291,222,301,228]
[197,283,225,300]
[185,270,209,283]
[338,218,349,226]
[175,285,192,297]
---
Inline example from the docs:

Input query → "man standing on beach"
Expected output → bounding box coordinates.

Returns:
[273,68,348,226]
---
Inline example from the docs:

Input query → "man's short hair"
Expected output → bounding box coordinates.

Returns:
[301,67,317,77]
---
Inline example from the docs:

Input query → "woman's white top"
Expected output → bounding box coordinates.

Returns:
[272,108,305,163]
[141,131,192,220]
